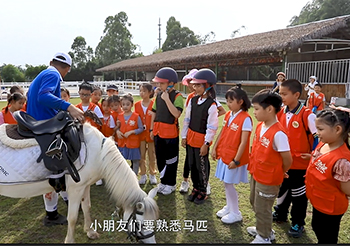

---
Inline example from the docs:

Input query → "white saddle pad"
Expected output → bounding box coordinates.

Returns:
[0,124,86,184]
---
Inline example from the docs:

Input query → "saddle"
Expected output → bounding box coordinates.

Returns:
[13,111,82,184]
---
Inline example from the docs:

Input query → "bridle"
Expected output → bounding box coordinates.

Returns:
[112,205,156,243]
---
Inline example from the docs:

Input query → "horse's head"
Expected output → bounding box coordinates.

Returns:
[122,187,159,243]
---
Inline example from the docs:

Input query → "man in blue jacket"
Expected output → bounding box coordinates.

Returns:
[27,52,84,226]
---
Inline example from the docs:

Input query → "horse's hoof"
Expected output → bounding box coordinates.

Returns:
[87,230,100,240]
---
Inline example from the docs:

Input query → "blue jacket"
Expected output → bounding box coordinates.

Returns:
[26,66,70,120]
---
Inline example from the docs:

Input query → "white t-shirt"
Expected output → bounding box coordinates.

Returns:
[104,115,116,128]
[305,81,319,96]
[226,110,253,132]
[260,123,290,152]
[82,105,103,118]
[285,111,317,135]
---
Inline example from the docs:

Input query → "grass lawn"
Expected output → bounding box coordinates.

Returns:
[0,96,349,244]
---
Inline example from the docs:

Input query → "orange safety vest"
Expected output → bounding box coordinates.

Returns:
[305,142,350,215]
[277,106,312,170]
[216,111,251,166]
[117,112,140,148]
[76,102,101,129]
[1,108,17,124]
[249,122,286,186]
[308,92,325,111]
[185,92,196,107]
[101,114,115,137]
[134,100,154,142]
[153,91,182,139]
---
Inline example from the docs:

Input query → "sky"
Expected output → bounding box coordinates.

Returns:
[0,0,311,67]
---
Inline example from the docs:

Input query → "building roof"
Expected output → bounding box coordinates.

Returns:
[96,15,350,73]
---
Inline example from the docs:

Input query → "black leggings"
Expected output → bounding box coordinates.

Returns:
[311,207,343,244]
[183,144,190,179]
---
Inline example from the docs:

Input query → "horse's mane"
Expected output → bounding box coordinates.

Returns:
[83,124,158,219]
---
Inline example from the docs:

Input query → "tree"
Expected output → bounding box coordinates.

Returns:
[197,31,216,44]
[162,17,199,51]
[95,11,137,67]
[70,36,94,69]
[25,64,47,80]
[231,26,246,38]
[1,64,25,82]
[289,0,350,26]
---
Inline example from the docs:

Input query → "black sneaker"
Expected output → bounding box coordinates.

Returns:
[272,211,288,223]
[188,189,199,202]
[43,213,68,227]
[288,224,305,238]
[194,192,208,205]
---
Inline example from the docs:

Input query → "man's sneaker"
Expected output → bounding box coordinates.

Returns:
[43,213,68,227]
[221,211,242,224]
[194,191,208,205]
[139,175,147,185]
[216,205,230,218]
[179,181,189,193]
[95,179,103,186]
[149,175,157,185]
[206,183,211,195]
[251,234,271,244]
[188,188,199,202]
[247,226,275,241]
[288,224,305,238]
[160,185,176,195]
[157,183,166,193]
[272,211,288,223]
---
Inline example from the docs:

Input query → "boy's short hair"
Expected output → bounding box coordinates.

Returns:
[252,88,282,113]
[280,79,302,97]
[79,81,93,92]
[108,95,120,104]
[314,83,322,88]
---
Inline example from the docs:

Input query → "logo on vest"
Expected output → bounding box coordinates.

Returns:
[314,159,327,174]
[129,120,136,126]
[260,137,270,148]
[292,121,299,128]
[230,123,239,131]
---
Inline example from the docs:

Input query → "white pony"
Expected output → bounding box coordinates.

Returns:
[0,123,159,243]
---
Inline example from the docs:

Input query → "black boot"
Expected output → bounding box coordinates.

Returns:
[43,209,68,227]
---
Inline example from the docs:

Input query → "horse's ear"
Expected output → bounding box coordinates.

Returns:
[147,187,158,199]
[136,202,145,213]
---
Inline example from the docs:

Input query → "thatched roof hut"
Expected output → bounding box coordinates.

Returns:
[96,15,350,73]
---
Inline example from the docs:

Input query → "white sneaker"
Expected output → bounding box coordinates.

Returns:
[216,205,230,218]
[157,183,166,193]
[149,175,157,185]
[160,185,176,195]
[139,175,147,185]
[221,211,242,224]
[247,226,275,241]
[251,234,271,244]
[95,179,103,186]
[206,183,211,195]
[179,181,189,193]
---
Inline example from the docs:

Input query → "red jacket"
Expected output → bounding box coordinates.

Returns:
[306,142,350,215]
[308,92,325,111]
[134,100,154,142]
[249,122,286,186]
[117,112,140,148]
[216,111,251,166]
[101,114,115,137]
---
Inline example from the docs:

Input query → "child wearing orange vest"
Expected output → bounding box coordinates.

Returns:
[247,89,293,244]
[116,94,144,175]
[100,97,116,138]
[212,85,252,224]
[305,108,350,244]
[306,83,325,114]
[135,83,158,185]
[75,82,103,130]
[108,95,122,144]
[150,67,184,196]
[0,92,26,124]
[181,68,218,205]
[91,85,103,113]
[275,79,318,238]
[60,87,70,102]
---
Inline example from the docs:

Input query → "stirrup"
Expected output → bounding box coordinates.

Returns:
[45,134,67,159]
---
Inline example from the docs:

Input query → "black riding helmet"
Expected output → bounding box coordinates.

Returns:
[191,68,217,85]
[152,67,178,84]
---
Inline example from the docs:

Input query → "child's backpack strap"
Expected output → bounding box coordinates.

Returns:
[301,108,317,151]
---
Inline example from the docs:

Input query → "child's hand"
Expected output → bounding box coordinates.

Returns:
[228,161,237,169]
[284,172,289,178]
[116,130,124,139]
[211,149,217,160]
[161,90,170,101]
[300,153,311,160]
[181,138,187,148]
[200,144,209,156]
[124,130,134,138]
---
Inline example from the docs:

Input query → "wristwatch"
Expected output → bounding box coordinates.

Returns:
[233,159,240,166]
[204,141,210,146]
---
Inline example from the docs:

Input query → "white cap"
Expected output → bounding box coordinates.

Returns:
[310,75,317,80]
[52,52,72,66]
